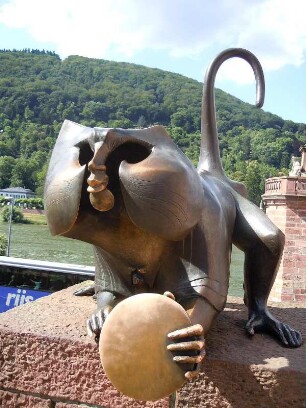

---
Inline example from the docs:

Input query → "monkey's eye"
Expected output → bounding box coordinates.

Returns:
[76,141,94,166]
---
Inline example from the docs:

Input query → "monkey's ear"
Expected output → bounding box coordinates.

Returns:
[119,147,203,241]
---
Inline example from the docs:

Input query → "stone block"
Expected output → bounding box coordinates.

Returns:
[0,283,305,408]
[0,390,52,408]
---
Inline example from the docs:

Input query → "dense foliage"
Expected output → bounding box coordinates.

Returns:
[0,232,7,255]
[1,206,26,223]
[14,197,44,209]
[0,49,305,205]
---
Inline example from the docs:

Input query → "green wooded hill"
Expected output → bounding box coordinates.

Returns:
[0,49,305,204]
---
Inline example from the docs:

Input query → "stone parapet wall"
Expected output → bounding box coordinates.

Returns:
[0,283,305,408]
[264,176,306,196]
[262,179,306,304]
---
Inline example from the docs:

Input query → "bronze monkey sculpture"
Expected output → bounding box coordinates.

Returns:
[44,48,302,379]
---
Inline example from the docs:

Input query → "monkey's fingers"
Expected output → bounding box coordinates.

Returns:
[167,339,205,352]
[86,307,112,340]
[183,347,206,381]
[86,317,96,337]
[185,367,201,381]
[74,284,95,296]
[168,324,204,340]
[86,310,102,336]
[172,353,205,365]
[163,291,175,301]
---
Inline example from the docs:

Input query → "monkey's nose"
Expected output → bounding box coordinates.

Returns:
[88,160,106,173]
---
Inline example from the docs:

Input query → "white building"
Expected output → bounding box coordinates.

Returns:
[0,187,35,199]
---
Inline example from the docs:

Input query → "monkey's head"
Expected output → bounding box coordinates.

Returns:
[44,120,203,242]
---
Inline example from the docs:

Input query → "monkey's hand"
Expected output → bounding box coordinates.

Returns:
[86,305,113,343]
[167,323,205,381]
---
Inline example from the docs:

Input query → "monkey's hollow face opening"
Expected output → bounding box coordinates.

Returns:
[105,142,151,194]
[78,141,152,212]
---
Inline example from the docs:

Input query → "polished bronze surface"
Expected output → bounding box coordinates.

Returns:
[44,120,94,236]
[45,48,302,398]
[99,293,191,401]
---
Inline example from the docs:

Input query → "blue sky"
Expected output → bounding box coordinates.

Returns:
[0,0,305,124]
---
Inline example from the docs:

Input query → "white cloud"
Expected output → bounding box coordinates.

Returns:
[218,0,306,83]
[0,0,306,84]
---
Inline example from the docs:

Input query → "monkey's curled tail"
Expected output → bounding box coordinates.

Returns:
[197,48,265,196]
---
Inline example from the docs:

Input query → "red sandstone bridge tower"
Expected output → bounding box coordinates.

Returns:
[262,145,306,304]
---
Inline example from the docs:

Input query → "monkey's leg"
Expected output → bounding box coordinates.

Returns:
[233,194,302,347]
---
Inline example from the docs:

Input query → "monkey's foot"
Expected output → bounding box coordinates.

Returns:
[167,324,205,380]
[74,283,95,296]
[245,309,302,347]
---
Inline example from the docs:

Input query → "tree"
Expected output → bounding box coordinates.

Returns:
[1,206,26,223]
[244,161,277,206]
[35,162,49,196]
[15,197,44,209]
[0,233,7,255]
[0,156,15,188]
[137,115,146,128]
[10,157,38,190]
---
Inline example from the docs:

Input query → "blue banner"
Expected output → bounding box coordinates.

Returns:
[0,286,50,313]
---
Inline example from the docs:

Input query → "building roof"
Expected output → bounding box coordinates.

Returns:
[0,187,35,194]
